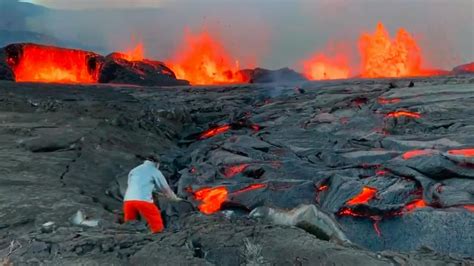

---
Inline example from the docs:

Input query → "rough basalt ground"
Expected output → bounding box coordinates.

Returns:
[0,75,473,265]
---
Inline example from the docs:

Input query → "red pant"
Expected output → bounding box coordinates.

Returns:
[123,201,164,233]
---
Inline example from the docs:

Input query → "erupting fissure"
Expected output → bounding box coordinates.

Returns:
[167,31,246,85]
[302,53,350,80]
[9,44,99,83]
[359,22,424,78]
[118,42,145,61]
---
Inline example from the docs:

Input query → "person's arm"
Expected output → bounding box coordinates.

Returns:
[152,169,179,200]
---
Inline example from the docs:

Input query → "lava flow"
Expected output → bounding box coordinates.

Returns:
[378,98,401,105]
[194,186,229,215]
[402,150,436,160]
[192,183,266,214]
[359,22,424,78]
[167,30,246,85]
[448,149,474,157]
[347,186,378,205]
[233,183,267,195]
[404,199,427,212]
[198,124,231,140]
[223,164,250,178]
[385,111,421,119]
[9,44,98,83]
[302,53,350,80]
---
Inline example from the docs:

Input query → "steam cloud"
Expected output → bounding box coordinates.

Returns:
[2,0,474,70]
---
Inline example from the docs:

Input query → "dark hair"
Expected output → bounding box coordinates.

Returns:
[145,154,160,163]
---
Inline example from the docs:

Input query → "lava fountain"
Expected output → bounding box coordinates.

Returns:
[7,44,100,83]
[302,53,350,80]
[359,22,424,78]
[117,42,145,62]
[167,30,246,85]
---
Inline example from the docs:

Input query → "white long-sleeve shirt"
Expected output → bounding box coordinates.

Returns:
[124,160,177,202]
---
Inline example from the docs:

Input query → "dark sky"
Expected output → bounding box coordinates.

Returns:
[18,0,474,70]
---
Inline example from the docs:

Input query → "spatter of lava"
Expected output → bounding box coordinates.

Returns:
[167,30,246,85]
[117,42,145,61]
[302,53,350,80]
[359,22,423,78]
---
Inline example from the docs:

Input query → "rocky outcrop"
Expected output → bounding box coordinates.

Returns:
[239,67,307,83]
[0,75,473,264]
[453,62,474,74]
[0,43,189,86]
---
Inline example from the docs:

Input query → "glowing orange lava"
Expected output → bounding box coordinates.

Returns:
[167,30,246,85]
[233,183,267,194]
[378,98,401,105]
[302,53,350,80]
[194,186,229,214]
[223,164,250,178]
[118,42,145,61]
[198,124,231,140]
[402,150,436,160]
[404,199,427,212]
[464,205,474,212]
[347,187,377,205]
[385,111,421,119]
[10,44,98,83]
[448,149,474,157]
[359,22,424,78]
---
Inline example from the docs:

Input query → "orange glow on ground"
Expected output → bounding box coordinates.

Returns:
[233,183,267,194]
[223,164,250,178]
[464,205,474,212]
[378,98,401,105]
[402,150,436,160]
[198,124,231,140]
[11,44,98,83]
[359,22,424,78]
[385,111,421,119]
[302,53,350,80]
[347,186,377,205]
[194,186,229,215]
[448,149,474,157]
[167,30,246,85]
[404,199,427,212]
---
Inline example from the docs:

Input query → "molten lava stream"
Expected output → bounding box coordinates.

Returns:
[448,149,474,157]
[385,111,421,119]
[402,149,436,160]
[359,22,425,78]
[232,183,267,195]
[194,186,229,215]
[302,53,350,80]
[11,45,98,83]
[404,199,427,212]
[198,124,231,140]
[347,186,378,205]
[192,183,266,214]
[167,30,246,85]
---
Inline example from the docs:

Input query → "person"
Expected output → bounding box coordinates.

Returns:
[123,155,179,233]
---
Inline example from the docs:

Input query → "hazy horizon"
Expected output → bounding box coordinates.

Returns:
[9,0,474,70]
